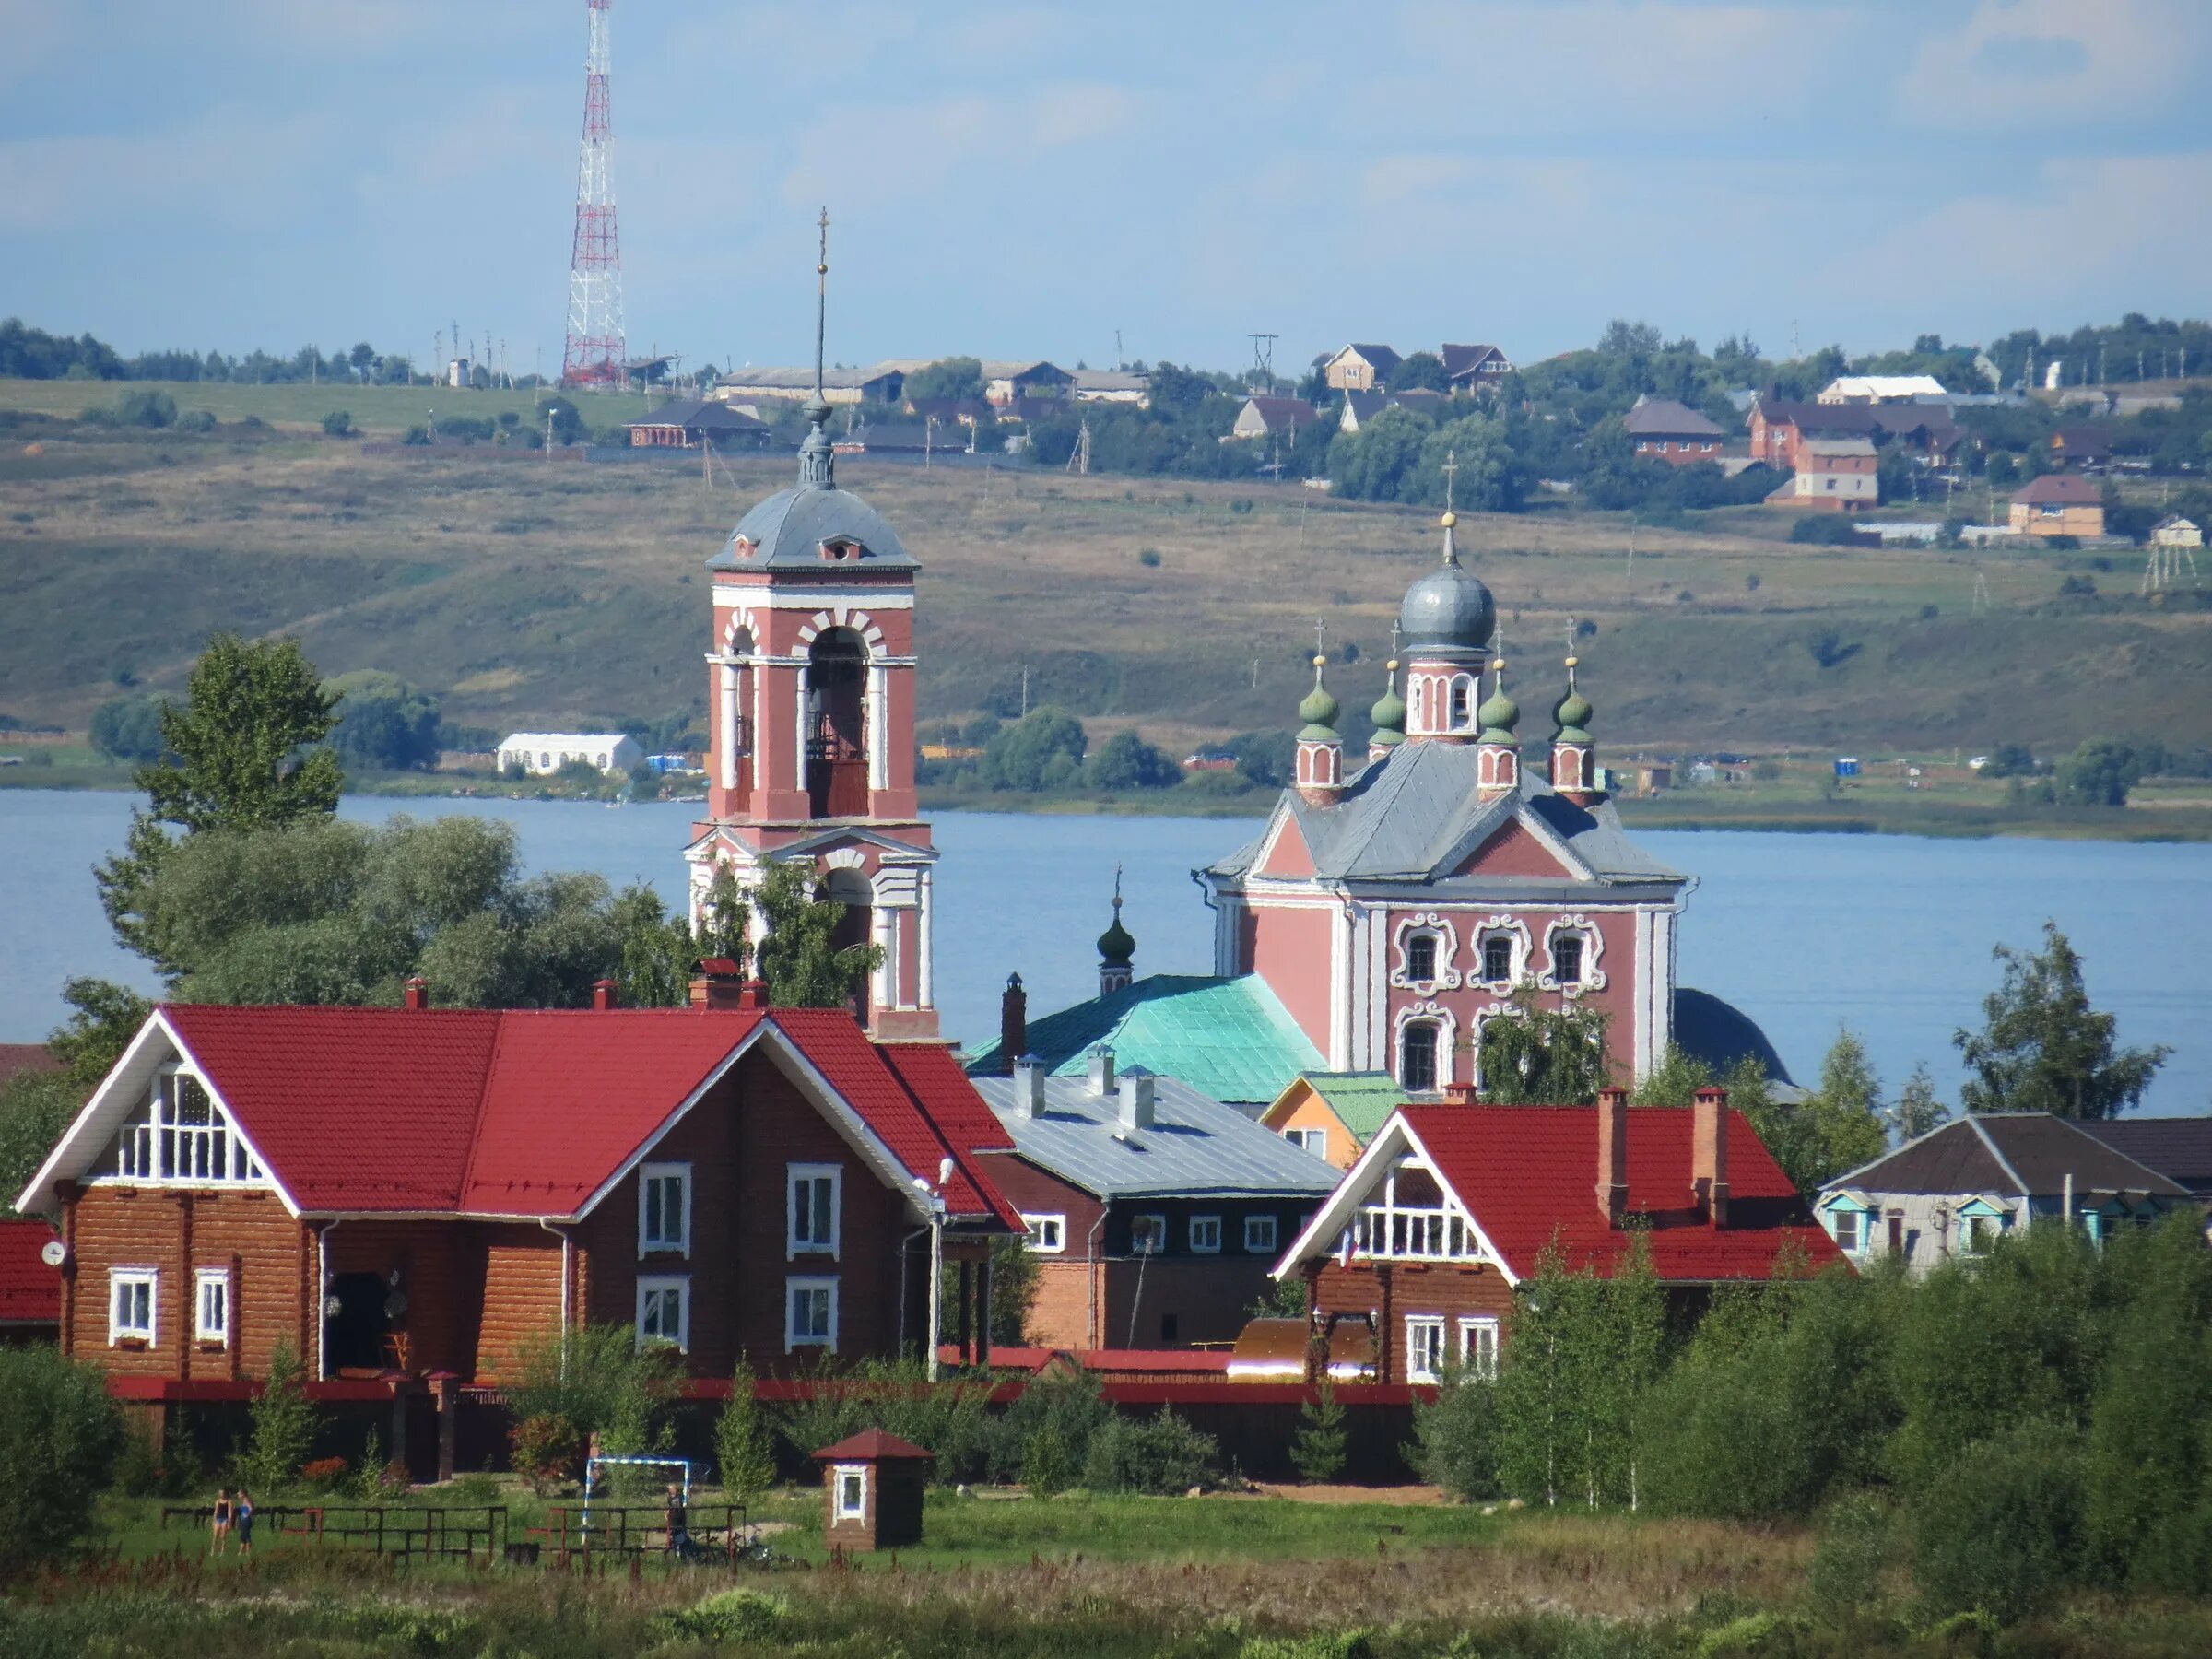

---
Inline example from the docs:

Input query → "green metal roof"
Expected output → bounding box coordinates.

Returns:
[967,973,1323,1106]
[1297,1071,1407,1147]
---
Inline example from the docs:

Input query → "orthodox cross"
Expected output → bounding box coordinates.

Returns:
[1312,617,1328,658]
[1441,448,1458,513]
[813,206,830,397]
[1564,615,1579,687]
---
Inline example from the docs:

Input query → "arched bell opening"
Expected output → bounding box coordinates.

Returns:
[806,628,869,818]
[819,866,876,1021]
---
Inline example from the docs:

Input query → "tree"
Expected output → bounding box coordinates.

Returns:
[982,707,1088,792]
[1226,729,1296,790]
[1630,1043,1712,1106]
[1770,1029,1890,1193]
[240,1340,318,1491]
[1290,1376,1349,1484]
[751,862,884,1010]
[1596,319,1663,357]
[1474,988,1611,1104]
[89,694,175,763]
[1494,1241,1583,1505]
[1327,406,1430,503]
[1388,350,1448,393]
[0,1345,124,1575]
[1954,924,2169,1119]
[2053,738,2142,807]
[902,356,984,402]
[321,409,354,438]
[0,1068,77,1218]
[48,976,153,1087]
[1085,729,1181,790]
[324,670,441,771]
[1888,1062,1950,1142]
[713,1360,777,1500]
[1598,1234,1666,1511]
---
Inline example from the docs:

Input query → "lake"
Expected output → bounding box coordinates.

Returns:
[3,789,2206,1114]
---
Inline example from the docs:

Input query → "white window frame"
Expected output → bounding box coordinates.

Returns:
[1459,1316,1500,1381]
[1405,1314,1447,1383]
[831,1462,868,1522]
[636,1275,690,1353]
[1830,1207,1863,1253]
[639,1162,692,1258]
[1244,1215,1278,1254]
[1189,1215,1222,1254]
[111,1065,265,1188]
[1021,1213,1066,1254]
[1283,1127,1327,1158]
[110,1266,158,1346]
[194,1266,230,1347]
[1129,1214,1167,1255]
[787,1163,841,1260]
[786,1275,838,1352]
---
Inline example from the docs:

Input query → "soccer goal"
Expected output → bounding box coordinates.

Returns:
[580,1454,696,1541]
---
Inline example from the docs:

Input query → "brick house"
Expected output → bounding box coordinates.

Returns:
[1323,344,1402,393]
[968,1052,1336,1350]
[14,983,1021,1408]
[2008,474,2105,537]
[624,398,773,451]
[1620,396,1725,465]
[1768,436,1877,511]
[1275,1088,1839,1382]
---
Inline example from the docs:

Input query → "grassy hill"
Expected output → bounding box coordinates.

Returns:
[2,403,2208,764]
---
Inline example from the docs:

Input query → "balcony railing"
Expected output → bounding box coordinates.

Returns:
[1347,1205,1480,1263]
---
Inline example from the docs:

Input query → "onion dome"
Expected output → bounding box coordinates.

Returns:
[1369,658,1407,747]
[1477,657,1521,740]
[1399,509,1496,658]
[1097,888,1135,968]
[1552,647,1593,741]
[1298,654,1342,739]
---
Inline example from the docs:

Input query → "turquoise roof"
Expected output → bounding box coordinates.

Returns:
[967,973,1324,1106]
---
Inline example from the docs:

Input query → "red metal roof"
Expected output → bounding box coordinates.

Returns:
[159,1003,1015,1225]
[0,1219,61,1325]
[0,1043,62,1091]
[1398,1104,1841,1282]
[2013,473,2102,505]
[810,1427,935,1461]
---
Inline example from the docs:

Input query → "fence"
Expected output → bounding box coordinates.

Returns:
[161,1503,505,1561]
[529,1501,754,1568]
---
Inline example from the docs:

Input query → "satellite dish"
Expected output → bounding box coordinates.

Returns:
[40,1240,67,1268]
[324,1294,345,1321]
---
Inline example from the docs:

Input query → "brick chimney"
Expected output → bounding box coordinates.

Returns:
[592,978,618,1011]
[1691,1086,1730,1226]
[403,976,429,1011]
[689,957,747,1011]
[1594,1086,1629,1226]
[999,973,1027,1076]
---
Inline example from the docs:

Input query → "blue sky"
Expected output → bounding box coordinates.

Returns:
[6,0,2208,373]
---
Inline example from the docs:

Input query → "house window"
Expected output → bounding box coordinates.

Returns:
[1831,1209,1861,1253]
[1130,1215,1166,1255]
[640,1163,691,1256]
[1244,1215,1278,1254]
[786,1276,838,1350]
[1961,1213,2001,1254]
[1400,1021,1440,1092]
[1459,1316,1500,1380]
[1406,1315,1447,1383]
[832,1464,867,1522]
[1022,1214,1066,1254]
[1552,935,1583,988]
[1283,1127,1327,1158]
[637,1277,690,1352]
[194,1267,229,1346]
[1190,1216,1222,1253]
[1406,934,1437,983]
[110,1268,158,1346]
[788,1163,841,1258]
[1481,935,1513,983]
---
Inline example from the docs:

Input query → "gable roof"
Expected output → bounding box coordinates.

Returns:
[1331,343,1402,374]
[2077,1117,2212,1194]
[19,1005,1020,1230]
[811,1428,935,1461]
[1289,1071,1406,1147]
[2013,474,2102,505]
[1287,1104,1840,1283]
[1826,1114,2187,1202]
[628,398,769,432]
[1621,397,1724,439]
[970,1070,1338,1201]
[1238,395,1321,431]
[965,973,1323,1106]
[1441,343,1509,379]
[0,1220,61,1326]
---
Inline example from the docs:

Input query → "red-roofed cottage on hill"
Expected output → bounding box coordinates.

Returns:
[14,979,1019,1418]
[1274,1088,1839,1382]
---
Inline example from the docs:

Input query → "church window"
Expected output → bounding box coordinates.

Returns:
[1400,1022,1440,1092]
[1449,679,1472,727]
[1405,933,1436,983]
[1552,934,1583,987]
[1481,935,1513,983]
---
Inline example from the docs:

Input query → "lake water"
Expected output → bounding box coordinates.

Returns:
[3,789,2206,1114]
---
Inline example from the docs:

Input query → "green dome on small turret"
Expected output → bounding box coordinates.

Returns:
[1098,907,1135,966]
[1477,687,1520,736]
[1553,688,1594,741]
[1369,658,1406,747]
[1297,653,1341,739]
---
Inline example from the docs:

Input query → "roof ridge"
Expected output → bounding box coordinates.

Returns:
[454,1010,515,1210]
[1967,1114,2030,1195]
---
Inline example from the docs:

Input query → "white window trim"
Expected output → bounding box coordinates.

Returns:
[787,1162,842,1261]
[639,1162,693,1259]
[1021,1213,1066,1254]
[832,1463,869,1522]
[1130,1214,1167,1255]
[1189,1215,1223,1254]
[110,1266,158,1346]
[636,1275,690,1353]
[194,1266,230,1347]
[786,1275,839,1352]
[1244,1215,1278,1254]
[1458,1315,1500,1381]
[1405,1314,1447,1383]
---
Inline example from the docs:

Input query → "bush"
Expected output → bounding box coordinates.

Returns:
[1808,1492,1899,1620]
[0,1345,125,1574]
[1022,1424,1075,1496]
[112,389,178,429]
[1081,1408,1219,1494]
[1910,1420,2088,1621]
[1789,514,1873,547]
[1137,547,1162,567]
[1406,1374,1500,1500]
[175,409,218,433]
[300,1455,348,1489]
[510,1414,580,1494]
[654,1589,787,1643]
[990,1370,1112,1484]
[238,1340,318,1493]
[1086,728,1182,790]
[321,409,354,437]
[713,1361,775,1499]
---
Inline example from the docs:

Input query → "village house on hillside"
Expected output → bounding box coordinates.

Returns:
[16,981,1020,1429]
[1338,388,1447,433]
[1275,1088,1838,1382]
[495,733,644,777]
[2008,473,2105,538]
[1231,395,1324,441]
[969,1051,1336,1349]
[624,398,773,451]
[1323,344,1402,392]
[1620,395,1725,465]
[1767,435,1877,512]
[713,363,906,407]
[1817,374,1948,404]
[1441,342,1512,391]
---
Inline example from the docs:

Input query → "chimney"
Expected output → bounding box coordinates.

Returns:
[592,978,618,1011]
[1691,1086,1730,1226]
[1116,1068,1156,1130]
[1013,1054,1048,1118]
[1087,1044,1116,1098]
[999,973,1028,1076]
[689,956,747,1011]
[739,978,768,1009]
[1594,1086,1628,1226]
[403,976,429,1011]
[1441,1081,1480,1105]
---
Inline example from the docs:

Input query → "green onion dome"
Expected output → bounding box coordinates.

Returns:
[1477,660,1521,739]
[1369,658,1406,746]
[1553,688,1594,740]
[1298,654,1341,738]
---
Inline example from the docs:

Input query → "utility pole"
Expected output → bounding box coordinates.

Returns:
[1114,328,1124,371]
[1020,665,1031,717]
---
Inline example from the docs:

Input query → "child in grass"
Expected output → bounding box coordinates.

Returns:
[234,1488,254,1557]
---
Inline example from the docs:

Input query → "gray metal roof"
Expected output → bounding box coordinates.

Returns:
[717,365,901,391]
[1206,742,1684,890]
[1828,1114,2189,1201]
[711,479,917,571]
[971,1070,1339,1201]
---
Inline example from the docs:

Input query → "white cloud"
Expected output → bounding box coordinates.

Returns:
[1895,0,2212,128]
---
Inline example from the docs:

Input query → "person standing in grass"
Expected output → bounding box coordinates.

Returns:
[234,1488,254,1558]
[210,1488,232,1555]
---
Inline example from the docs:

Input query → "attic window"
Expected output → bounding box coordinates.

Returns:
[818,538,867,562]
[732,536,757,559]
[113,1067,264,1187]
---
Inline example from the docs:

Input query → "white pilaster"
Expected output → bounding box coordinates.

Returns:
[866,662,888,792]
[916,868,935,1009]
[794,663,811,792]
[872,906,896,1011]
[718,665,739,792]
[1328,902,1351,1070]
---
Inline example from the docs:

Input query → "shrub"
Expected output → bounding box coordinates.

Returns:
[654,1589,787,1643]
[1081,1408,1219,1494]
[0,1345,124,1575]
[713,1361,776,1499]
[321,409,354,438]
[1808,1491,1899,1620]
[1789,514,1872,547]
[989,1370,1111,1483]
[1407,1373,1500,1501]
[1137,547,1162,567]
[300,1455,349,1489]
[1910,1420,2088,1621]
[175,409,218,433]
[1022,1424,1075,1496]
[1290,1378,1347,1484]
[510,1414,581,1495]
[112,389,178,429]
[238,1340,317,1493]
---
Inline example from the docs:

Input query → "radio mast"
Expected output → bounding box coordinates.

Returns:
[561,0,626,387]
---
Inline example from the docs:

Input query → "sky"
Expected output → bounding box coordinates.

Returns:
[5,0,2209,376]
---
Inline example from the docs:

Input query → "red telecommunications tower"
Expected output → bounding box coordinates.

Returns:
[561,0,626,387]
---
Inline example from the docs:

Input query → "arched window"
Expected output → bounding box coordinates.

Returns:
[1449,678,1471,728]
[806,628,869,818]
[1552,933,1583,987]
[1481,934,1513,984]
[1405,933,1436,983]
[1400,1021,1440,1092]
[817,867,876,1019]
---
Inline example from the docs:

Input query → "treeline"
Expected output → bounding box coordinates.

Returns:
[0,317,426,387]
[1410,1215,2212,1621]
